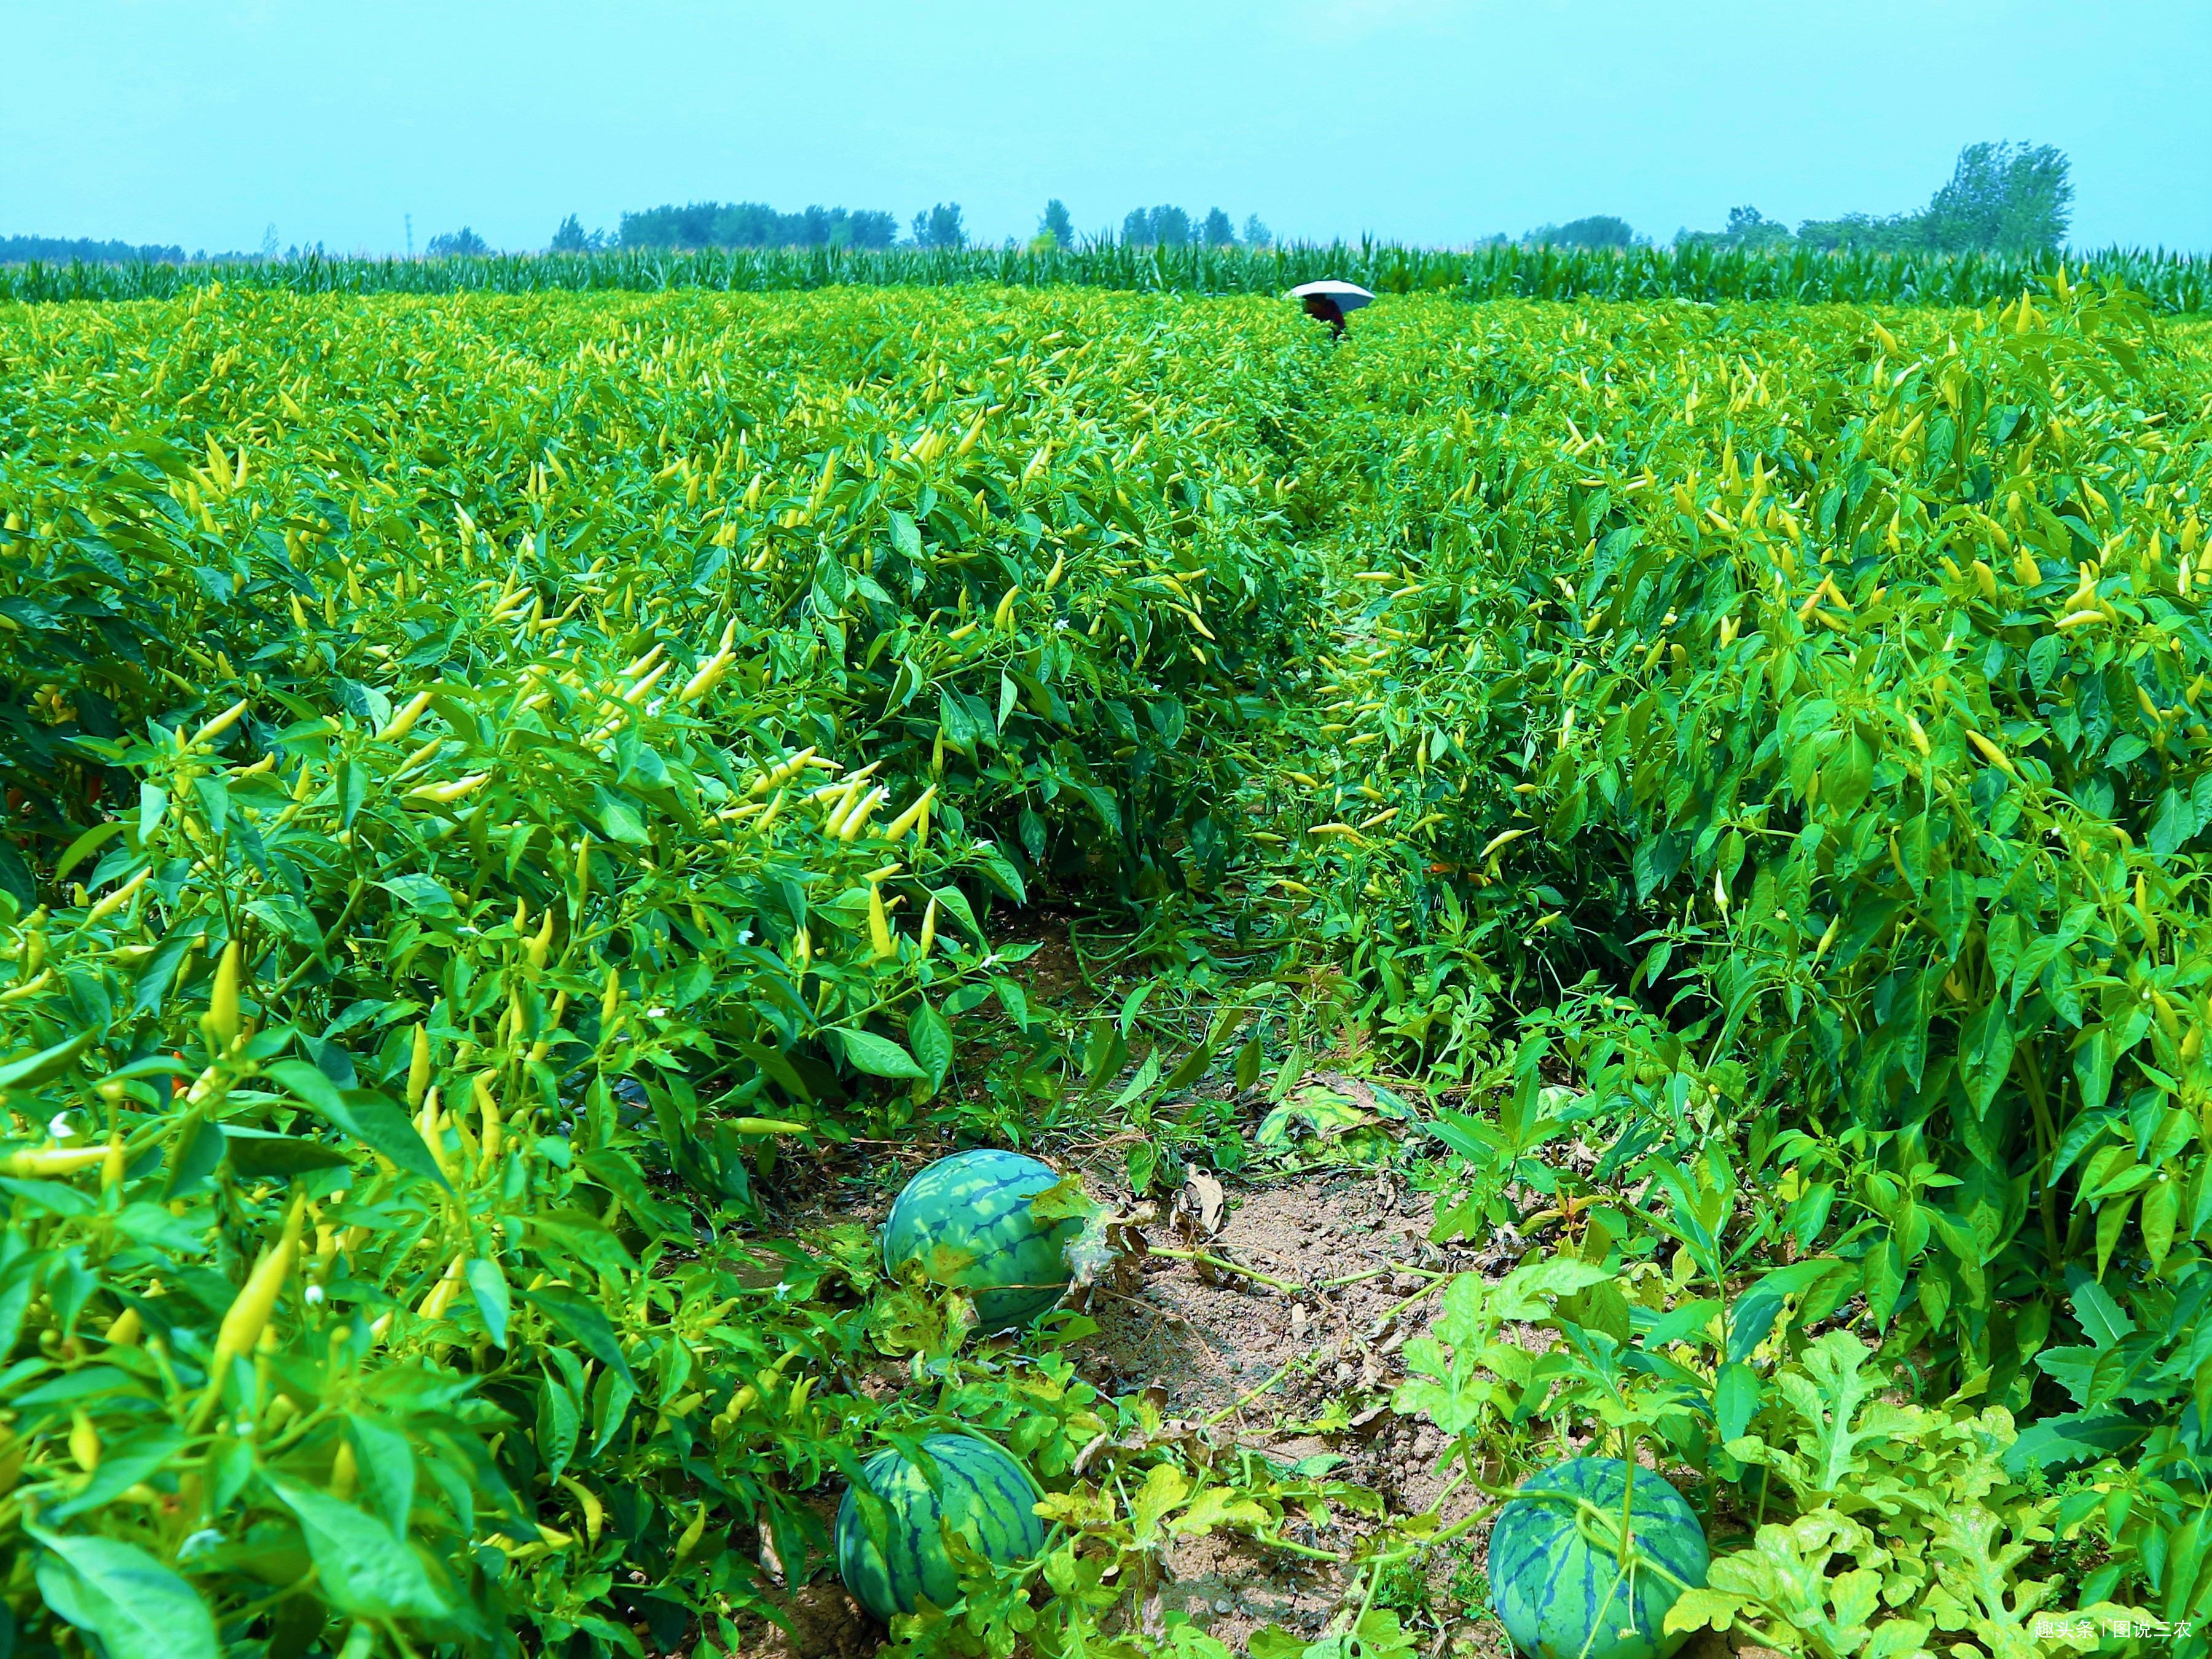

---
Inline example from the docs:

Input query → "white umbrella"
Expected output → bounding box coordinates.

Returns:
[1287,279,1376,312]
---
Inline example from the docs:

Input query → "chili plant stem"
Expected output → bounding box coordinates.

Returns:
[1148,1246,1303,1295]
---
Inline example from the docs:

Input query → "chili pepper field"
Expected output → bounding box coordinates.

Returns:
[2,270,2211,1659]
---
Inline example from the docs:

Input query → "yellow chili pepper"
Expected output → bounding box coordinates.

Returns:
[85,868,151,926]
[208,1191,308,1386]
[206,941,243,1046]
[559,1475,605,1545]
[416,1252,467,1321]
[673,1500,708,1563]
[191,698,249,749]
[70,1410,101,1474]
[882,786,937,842]
[867,885,895,959]
[0,1145,109,1179]
[377,689,435,742]
[1962,728,2018,777]
[407,1024,433,1111]
[837,787,888,842]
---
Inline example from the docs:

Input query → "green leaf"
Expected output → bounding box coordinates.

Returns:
[1728,1258,1844,1362]
[265,1473,450,1618]
[1233,1032,1264,1092]
[112,1202,210,1255]
[528,1210,640,1279]
[1257,1089,1371,1149]
[592,787,651,846]
[1082,1016,1129,1094]
[1770,1328,1915,1494]
[2071,1274,2135,1347]
[0,1031,96,1091]
[2073,1024,2117,1115]
[54,821,124,884]
[2095,1193,2134,1280]
[1112,1047,1163,1110]
[31,1528,218,1659]
[906,1001,954,1090]
[990,975,1030,1032]
[927,884,981,940]
[1715,1360,1762,1443]
[1126,1138,1160,1194]
[537,1373,581,1481]
[522,1285,635,1385]
[264,1063,449,1192]
[345,1415,416,1540]
[836,1028,927,1080]
[1491,1257,1615,1320]
[377,873,456,917]
[1027,1174,1095,1225]
[44,1427,186,1523]
[587,1361,637,1457]
[972,842,1026,902]
[222,1127,356,1178]
[467,1258,512,1347]
[1131,1463,1190,1540]
[2149,786,2193,857]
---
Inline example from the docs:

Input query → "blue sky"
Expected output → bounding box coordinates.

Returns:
[6,0,2206,254]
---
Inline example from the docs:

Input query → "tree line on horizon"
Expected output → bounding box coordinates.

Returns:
[581,198,1277,255]
[0,142,2103,269]
[1675,141,2075,256]
[1478,144,2078,257]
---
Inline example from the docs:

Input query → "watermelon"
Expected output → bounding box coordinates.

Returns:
[881,1149,1081,1330]
[1487,1457,1709,1659]
[835,1432,1046,1620]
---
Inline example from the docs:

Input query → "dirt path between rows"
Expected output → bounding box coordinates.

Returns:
[746,1159,1529,1658]
[1073,1164,1505,1653]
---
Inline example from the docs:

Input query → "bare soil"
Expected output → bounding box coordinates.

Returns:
[741,1151,1540,1659]
[1064,1162,1512,1656]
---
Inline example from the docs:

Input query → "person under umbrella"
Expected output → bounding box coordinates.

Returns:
[1288,279,1376,340]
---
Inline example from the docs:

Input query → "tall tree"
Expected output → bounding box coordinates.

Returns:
[1241,214,1272,249]
[1528,215,1636,249]
[1201,208,1237,248]
[911,203,966,250]
[845,211,897,250]
[1676,206,1793,252]
[550,214,602,253]
[1038,200,1074,249]
[1922,141,2073,254]
[425,226,490,257]
[616,200,897,252]
[1122,207,1192,248]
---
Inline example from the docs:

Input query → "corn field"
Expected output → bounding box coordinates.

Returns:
[2,238,2208,314]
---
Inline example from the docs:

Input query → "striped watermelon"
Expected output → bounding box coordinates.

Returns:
[882,1149,1081,1330]
[835,1432,1045,1620]
[1487,1457,1708,1659]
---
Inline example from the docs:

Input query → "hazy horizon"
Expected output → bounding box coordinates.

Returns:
[7,0,2206,257]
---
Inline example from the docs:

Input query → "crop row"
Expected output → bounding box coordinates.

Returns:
[1244,273,2212,1631]
[0,285,1336,1656]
